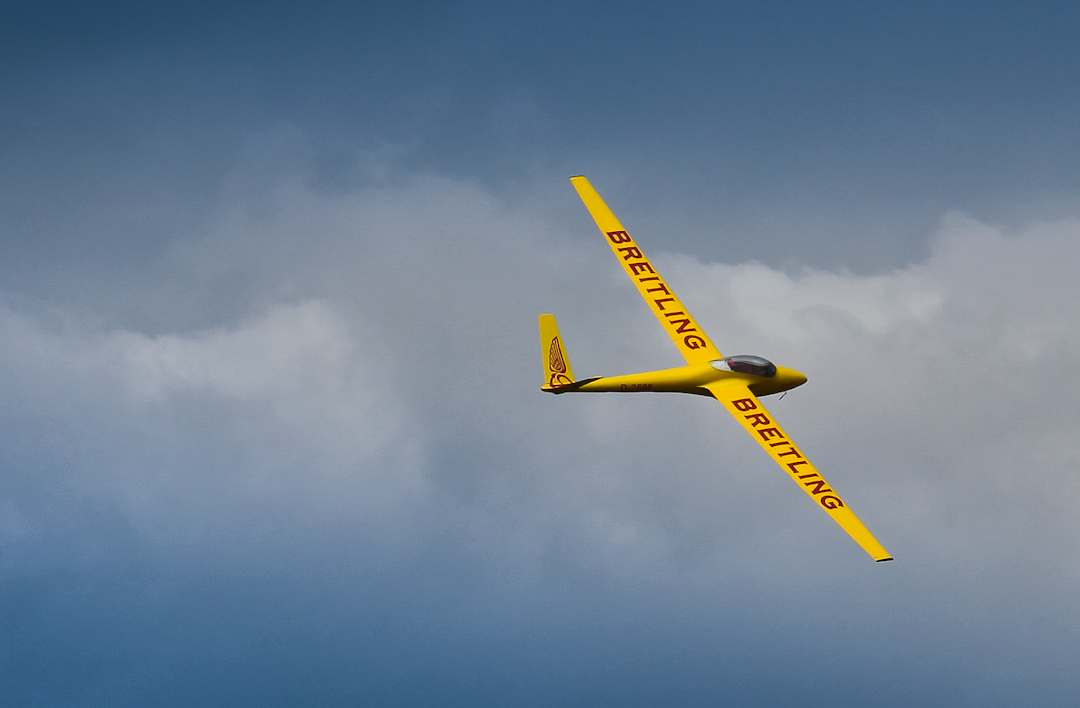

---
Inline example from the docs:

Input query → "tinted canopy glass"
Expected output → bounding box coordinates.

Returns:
[710,355,777,378]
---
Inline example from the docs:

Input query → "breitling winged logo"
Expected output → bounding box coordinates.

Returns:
[547,336,572,386]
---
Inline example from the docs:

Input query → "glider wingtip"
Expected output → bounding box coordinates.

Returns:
[875,556,894,563]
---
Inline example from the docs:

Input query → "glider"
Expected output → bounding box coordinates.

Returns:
[540,176,892,562]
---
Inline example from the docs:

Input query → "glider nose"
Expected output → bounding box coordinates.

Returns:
[775,366,808,390]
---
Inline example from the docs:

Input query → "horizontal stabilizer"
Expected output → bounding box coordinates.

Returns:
[541,376,604,394]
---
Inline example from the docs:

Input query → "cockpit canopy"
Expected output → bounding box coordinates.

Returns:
[710,355,777,378]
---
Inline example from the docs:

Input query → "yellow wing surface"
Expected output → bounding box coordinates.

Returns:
[567,175,891,561]
[707,381,893,561]
[570,176,723,365]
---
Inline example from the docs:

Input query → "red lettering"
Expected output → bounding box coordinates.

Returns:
[786,460,808,474]
[744,413,771,426]
[819,495,845,509]
[756,427,782,441]
[669,318,697,333]
[684,335,707,349]
[607,230,632,244]
[629,262,655,275]
[768,440,789,447]
[638,276,660,282]
[646,283,672,295]
[618,246,643,260]
[732,398,756,412]
[777,447,802,458]
[803,479,832,495]
[654,297,676,310]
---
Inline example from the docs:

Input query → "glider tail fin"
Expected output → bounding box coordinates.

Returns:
[539,314,577,389]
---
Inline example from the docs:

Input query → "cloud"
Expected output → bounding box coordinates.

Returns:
[664,212,1080,567]
[3,171,1080,704]
[0,297,420,561]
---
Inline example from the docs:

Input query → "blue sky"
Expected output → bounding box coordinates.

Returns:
[3,2,1080,705]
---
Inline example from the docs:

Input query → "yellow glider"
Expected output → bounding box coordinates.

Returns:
[540,175,892,562]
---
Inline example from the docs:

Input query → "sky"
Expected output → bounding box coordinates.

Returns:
[3,1,1080,705]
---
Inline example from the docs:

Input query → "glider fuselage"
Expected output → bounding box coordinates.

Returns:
[548,361,808,398]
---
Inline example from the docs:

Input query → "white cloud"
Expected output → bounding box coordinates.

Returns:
[4,175,1080,585]
[0,297,422,551]
[116,300,401,447]
[5,173,1080,708]
[660,212,1080,575]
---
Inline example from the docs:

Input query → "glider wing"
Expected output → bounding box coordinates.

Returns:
[707,380,893,561]
[571,176,722,365]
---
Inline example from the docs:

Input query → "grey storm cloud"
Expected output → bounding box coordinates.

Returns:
[7,2,1080,703]
[3,169,1080,705]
